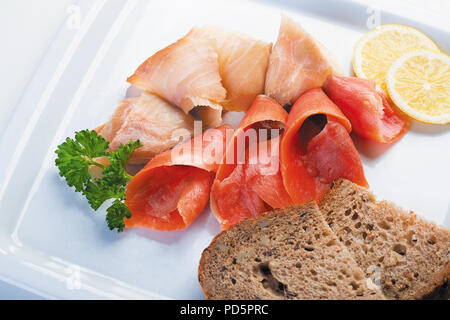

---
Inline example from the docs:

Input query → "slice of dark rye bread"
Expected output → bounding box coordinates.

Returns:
[198,203,385,300]
[319,179,450,300]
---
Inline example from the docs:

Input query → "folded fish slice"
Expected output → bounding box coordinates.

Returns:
[96,97,138,142]
[211,95,292,229]
[244,136,292,210]
[97,93,195,164]
[281,88,367,204]
[323,75,409,143]
[265,15,343,106]
[127,34,226,127]
[188,26,272,112]
[125,125,231,231]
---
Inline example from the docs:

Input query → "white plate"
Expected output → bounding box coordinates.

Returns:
[0,0,449,299]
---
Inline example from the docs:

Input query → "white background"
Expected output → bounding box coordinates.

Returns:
[0,0,72,299]
[0,0,448,299]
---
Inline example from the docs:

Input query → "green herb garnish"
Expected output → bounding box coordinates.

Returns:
[55,130,142,232]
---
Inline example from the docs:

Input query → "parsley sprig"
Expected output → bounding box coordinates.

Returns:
[55,130,142,232]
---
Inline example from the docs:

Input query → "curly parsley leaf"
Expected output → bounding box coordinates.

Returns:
[54,130,108,192]
[83,179,124,211]
[55,130,142,232]
[103,140,142,186]
[106,199,132,233]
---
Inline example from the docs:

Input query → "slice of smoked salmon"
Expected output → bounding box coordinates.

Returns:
[281,88,368,204]
[97,93,194,164]
[127,33,226,127]
[188,26,272,112]
[323,75,409,143]
[211,95,292,229]
[125,125,231,231]
[265,15,343,107]
[244,136,292,210]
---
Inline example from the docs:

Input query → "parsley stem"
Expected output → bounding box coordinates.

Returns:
[88,158,132,180]
[88,160,105,169]
[125,172,133,180]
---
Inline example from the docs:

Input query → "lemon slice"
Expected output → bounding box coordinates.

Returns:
[353,24,440,94]
[386,51,450,124]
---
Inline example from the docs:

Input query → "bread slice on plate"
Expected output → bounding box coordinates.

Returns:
[319,179,450,300]
[198,203,384,300]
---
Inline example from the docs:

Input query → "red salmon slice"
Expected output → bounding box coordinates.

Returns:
[127,33,226,127]
[211,95,292,229]
[212,165,270,229]
[281,88,368,204]
[188,26,272,112]
[125,125,231,231]
[323,75,409,143]
[265,15,343,106]
[96,93,194,164]
[245,136,292,209]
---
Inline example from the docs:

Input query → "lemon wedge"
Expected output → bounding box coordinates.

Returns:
[353,24,440,94]
[386,51,450,124]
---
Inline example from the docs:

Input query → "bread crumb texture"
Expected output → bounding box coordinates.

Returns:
[319,179,450,300]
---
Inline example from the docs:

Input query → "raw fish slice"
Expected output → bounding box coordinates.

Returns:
[97,93,195,164]
[127,34,226,127]
[211,95,292,229]
[125,126,231,231]
[323,75,409,143]
[245,136,292,210]
[265,15,343,106]
[96,97,138,142]
[125,166,214,230]
[189,26,272,112]
[281,88,367,204]
[304,121,367,195]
